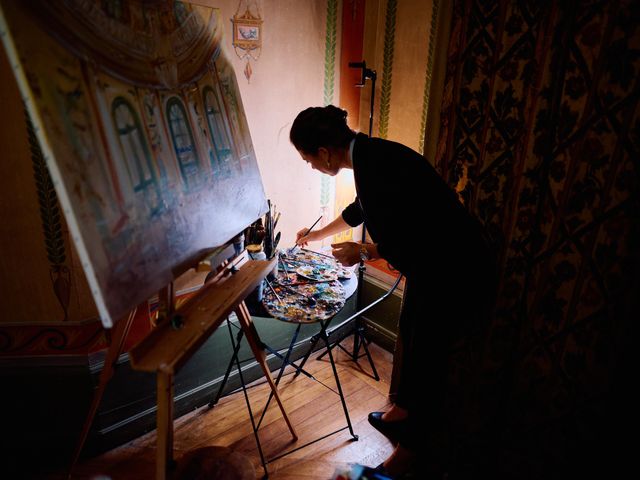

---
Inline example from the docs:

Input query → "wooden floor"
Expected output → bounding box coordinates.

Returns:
[69,340,395,479]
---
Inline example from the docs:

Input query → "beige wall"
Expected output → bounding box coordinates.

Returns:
[390,0,434,150]
[360,0,437,155]
[206,0,340,249]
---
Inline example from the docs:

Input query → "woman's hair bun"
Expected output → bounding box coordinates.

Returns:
[290,105,355,154]
[325,104,348,120]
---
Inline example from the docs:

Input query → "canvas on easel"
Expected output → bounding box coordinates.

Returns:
[0,3,297,478]
[0,0,268,328]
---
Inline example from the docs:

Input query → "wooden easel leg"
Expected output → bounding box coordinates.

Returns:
[234,301,298,441]
[156,370,174,480]
[68,307,137,475]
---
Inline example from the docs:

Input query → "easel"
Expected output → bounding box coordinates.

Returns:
[66,246,220,477]
[128,250,297,480]
[69,250,297,480]
[68,306,139,477]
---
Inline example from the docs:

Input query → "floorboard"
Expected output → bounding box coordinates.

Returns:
[62,339,395,479]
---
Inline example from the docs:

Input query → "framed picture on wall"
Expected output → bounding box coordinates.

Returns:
[232,9,262,53]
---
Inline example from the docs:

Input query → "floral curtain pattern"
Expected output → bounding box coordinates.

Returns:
[436,0,638,475]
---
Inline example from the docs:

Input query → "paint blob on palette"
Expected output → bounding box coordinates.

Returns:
[281,249,354,280]
[294,265,338,282]
[262,281,346,323]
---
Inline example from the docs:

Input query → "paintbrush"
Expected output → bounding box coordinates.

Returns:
[285,279,334,286]
[301,248,335,260]
[282,258,331,267]
[290,215,323,254]
[264,277,283,304]
[273,282,317,305]
[280,255,291,279]
[303,215,322,237]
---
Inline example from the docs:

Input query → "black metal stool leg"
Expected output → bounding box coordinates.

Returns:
[209,318,245,408]
[352,324,361,361]
[317,275,404,380]
[232,331,269,479]
[357,326,380,381]
[316,335,336,361]
[293,330,322,378]
[317,315,381,380]
[346,324,380,381]
[319,320,358,441]
[305,318,378,381]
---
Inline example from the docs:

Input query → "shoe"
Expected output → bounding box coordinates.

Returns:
[367,411,408,443]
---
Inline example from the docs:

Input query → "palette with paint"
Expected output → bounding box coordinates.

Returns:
[261,249,353,323]
[262,280,346,323]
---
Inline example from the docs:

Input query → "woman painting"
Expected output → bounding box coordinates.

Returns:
[290,105,496,477]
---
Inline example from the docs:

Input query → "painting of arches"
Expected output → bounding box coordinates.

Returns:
[112,96,162,216]
[166,96,201,190]
[203,85,233,175]
[0,0,268,328]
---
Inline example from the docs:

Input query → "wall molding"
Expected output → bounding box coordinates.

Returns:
[419,0,440,154]
[378,0,397,139]
[0,322,107,357]
[320,0,340,215]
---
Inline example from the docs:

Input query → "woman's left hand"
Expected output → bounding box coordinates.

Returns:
[331,241,361,266]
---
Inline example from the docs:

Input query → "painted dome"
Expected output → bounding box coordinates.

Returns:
[24,0,222,89]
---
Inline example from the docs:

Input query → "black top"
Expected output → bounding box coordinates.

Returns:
[341,133,488,280]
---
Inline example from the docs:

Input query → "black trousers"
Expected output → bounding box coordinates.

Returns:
[393,252,497,454]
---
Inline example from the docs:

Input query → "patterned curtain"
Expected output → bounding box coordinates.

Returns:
[436,1,639,476]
